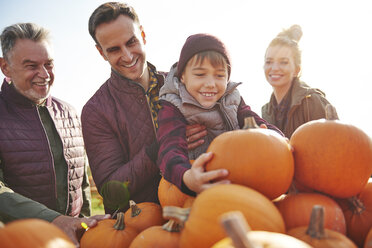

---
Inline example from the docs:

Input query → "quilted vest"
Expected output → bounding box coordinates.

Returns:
[0,80,85,217]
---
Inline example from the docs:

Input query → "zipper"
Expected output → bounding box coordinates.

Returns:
[35,106,61,210]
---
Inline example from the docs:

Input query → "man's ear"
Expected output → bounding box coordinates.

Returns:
[140,25,146,45]
[95,44,108,61]
[0,57,11,77]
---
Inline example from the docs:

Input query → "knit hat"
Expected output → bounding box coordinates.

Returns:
[176,33,231,79]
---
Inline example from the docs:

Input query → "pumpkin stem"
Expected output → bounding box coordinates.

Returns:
[220,211,260,248]
[325,104,338,120]
[306,205,326,239]
[347,196,365,215]
[113,212,125,230]
[129,200,142,217]
[243,117,259,130]
[162,206,190,227]
[162,219,182,232]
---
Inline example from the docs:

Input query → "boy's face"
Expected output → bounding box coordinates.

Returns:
[180,56,228,108]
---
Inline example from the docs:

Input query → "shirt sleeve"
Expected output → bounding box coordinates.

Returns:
[0,180,61,223]
[156,101,194,196]
[237,97,284,136]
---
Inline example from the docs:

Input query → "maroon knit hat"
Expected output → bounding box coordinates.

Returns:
[176,33,231,79]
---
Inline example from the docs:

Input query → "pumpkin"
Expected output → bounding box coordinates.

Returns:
[287,205,357,248]
[0,218,75,248]
[206,117,294,200]
[80,212,138,248]
[179,184,286,248]
[158,177,195,208]
[129,206,183,248]
[212,211,312,248]
[365,227,372,248]
[337,181,372,247]
[289,114,372,198]
[124,200,165,232]
[275,192,346,234]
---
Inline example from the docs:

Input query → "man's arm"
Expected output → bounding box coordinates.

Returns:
[81,105,159,203]
[0,182,61,223]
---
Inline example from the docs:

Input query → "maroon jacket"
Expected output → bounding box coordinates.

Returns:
[81,64,164,214]
[0,80,86,217]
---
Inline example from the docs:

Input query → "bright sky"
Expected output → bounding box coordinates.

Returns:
[1,0,372,137]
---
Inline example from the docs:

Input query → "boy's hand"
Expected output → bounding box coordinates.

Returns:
[183,152,230,194]
[185,124,207,150]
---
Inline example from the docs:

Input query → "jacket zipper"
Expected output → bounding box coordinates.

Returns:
[35,106,61,211]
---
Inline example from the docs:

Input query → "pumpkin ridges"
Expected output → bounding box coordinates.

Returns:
[80,213,138,248]
[287,205,357,248]
[275,192,346,234]
[179,184,285,248]
[290,119,372,198]
[124,201,165,233]
[338,182,372,247]
[158,177,195,208]
[206,120,294,200]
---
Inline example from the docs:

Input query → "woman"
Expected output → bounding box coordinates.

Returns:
[261,24,338,138]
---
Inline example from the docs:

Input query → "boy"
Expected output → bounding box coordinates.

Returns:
[157,33,282,195]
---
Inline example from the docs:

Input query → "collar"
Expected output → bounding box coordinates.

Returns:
[1,79,52,107]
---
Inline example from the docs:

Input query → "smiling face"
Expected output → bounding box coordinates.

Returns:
[264,45,300,90]
[0,39,54,104]
[95,14,148,88]
[180,54,228,108]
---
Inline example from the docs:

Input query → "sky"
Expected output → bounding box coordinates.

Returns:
[1,0,372,137]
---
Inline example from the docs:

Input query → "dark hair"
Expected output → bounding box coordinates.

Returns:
[185,50,229,76]
[1,22,50,60]
[266,24,303,70]
[88,2,140,45]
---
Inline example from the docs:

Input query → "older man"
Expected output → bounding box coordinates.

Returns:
[0,22,109,246]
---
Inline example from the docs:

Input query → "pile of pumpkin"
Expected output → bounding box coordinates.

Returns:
[1,116,371,248]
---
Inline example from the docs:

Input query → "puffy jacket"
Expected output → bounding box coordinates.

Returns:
[262,79,338,138]
[81,63,164,214]
[0,80,87,217]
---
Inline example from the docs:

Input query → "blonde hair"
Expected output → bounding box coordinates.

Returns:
[266,24,303,70]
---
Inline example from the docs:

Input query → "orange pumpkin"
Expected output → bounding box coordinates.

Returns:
[275,192,346,234]
[158,177,195,208]
[290,118,372,198]
[80,212,138,248]
[129,209,182,248]
[0,218,75,248]
[206,117,294,200]
[288,205,357,248]
[179,184,286,248]
[124,200,165,232]
[212,211,312,248]
[365,227,372,248]
[337,181,372,247]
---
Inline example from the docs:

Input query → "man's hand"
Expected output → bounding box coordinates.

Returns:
[52,214,110,247]
[183,152,230,194]
[185,124,207,150]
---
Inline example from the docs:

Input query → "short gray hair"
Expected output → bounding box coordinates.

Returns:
[0,22,50,60]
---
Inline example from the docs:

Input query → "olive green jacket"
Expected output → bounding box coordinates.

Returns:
[262,79,338,138]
